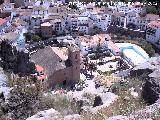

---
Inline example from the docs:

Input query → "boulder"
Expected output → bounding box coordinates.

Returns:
[26,109,62,120]
[64,114,82,120]
[106,115,129,120]
[142,78,160,104]
[93,95,103,107]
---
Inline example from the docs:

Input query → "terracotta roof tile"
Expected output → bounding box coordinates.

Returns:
[37,75,46,81]
[0,18,7,25]
[148,21,160,27]
[36,64,44,72]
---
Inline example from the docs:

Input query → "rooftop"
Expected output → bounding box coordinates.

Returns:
[41,22,52,27]
[146,14,159,19]
[107,40,120,53]
[30,46,66,77]
[0,18,7,25]
[1,32,19,42]
[35,64,44,72]
[51,47,68,60]
[79,34,108,47]
[148,21,160,27]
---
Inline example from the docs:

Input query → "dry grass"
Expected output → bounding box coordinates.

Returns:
[40,93,81,116]
[81,77,147,120]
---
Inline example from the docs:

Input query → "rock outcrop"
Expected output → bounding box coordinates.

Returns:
[26,109,62,120]
[106,100,160,120]
[26,109,82,120]
[130,57,160,104]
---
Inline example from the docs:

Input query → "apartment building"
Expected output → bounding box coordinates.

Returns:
[50,18,65,35]
[146,20,160,48]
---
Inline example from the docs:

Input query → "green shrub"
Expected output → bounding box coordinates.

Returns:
[40,93,80,115]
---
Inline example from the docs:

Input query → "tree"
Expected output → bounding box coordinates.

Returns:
[24,32,32,43]
[0,76,42,120]
[95,38,103,59]
[104,2,108,7]
[100,2,104,7]
[126,23,137,30]
[91,26,103,35]
[83,56,89,71]
[146,5,158,14]
[0,41,36,75]
[88,62,97,78]
[0,0,4,5]
[32,35,42,42]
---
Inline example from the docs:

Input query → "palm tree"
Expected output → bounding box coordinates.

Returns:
[88,62,97,78]
[83,56,89,71]
[95,38,102,59]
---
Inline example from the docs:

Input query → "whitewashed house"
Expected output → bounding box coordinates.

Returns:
[112,12,125,27]
[77,16,89,34]
[127,13,159,31]
[146,21,160,48]
[32,6,48,15]
[30,15,42,28]
[50,18,65,35]
[65,14,78,31]
[3,3,14,12]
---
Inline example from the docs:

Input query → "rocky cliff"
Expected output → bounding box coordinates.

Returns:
[131,57,160,104]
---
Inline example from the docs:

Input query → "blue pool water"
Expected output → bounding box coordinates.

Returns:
[115,43,149,66]
[120,46,147,59]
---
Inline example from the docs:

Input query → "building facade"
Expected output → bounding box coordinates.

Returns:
[146,21,160,48]
[31,45,80,89]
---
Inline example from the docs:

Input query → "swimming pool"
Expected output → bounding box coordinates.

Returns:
[115,43,149,66]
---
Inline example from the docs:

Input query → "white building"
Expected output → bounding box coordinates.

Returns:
[146,20,160,48]
[3,3,14,12]
[50,19,65,35]
[90,13,112,32]
[112,12,125,27]
[78,34,111,55]
[109,2,145,15]
[32,6,48,15]
[127,14,159,31]
[65,14,78,31]
[30,15,42,28]
[77,16,90,34]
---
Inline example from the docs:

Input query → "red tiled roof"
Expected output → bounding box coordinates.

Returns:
[97,34,111,40]
[35,64,44,72]
[37,75,46,81]
[107,40,120,53]
[148,21,160,27]
[0,18,7,25]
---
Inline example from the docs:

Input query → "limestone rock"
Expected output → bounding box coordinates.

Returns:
[64,114,82,120]
[130,57,160,104]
